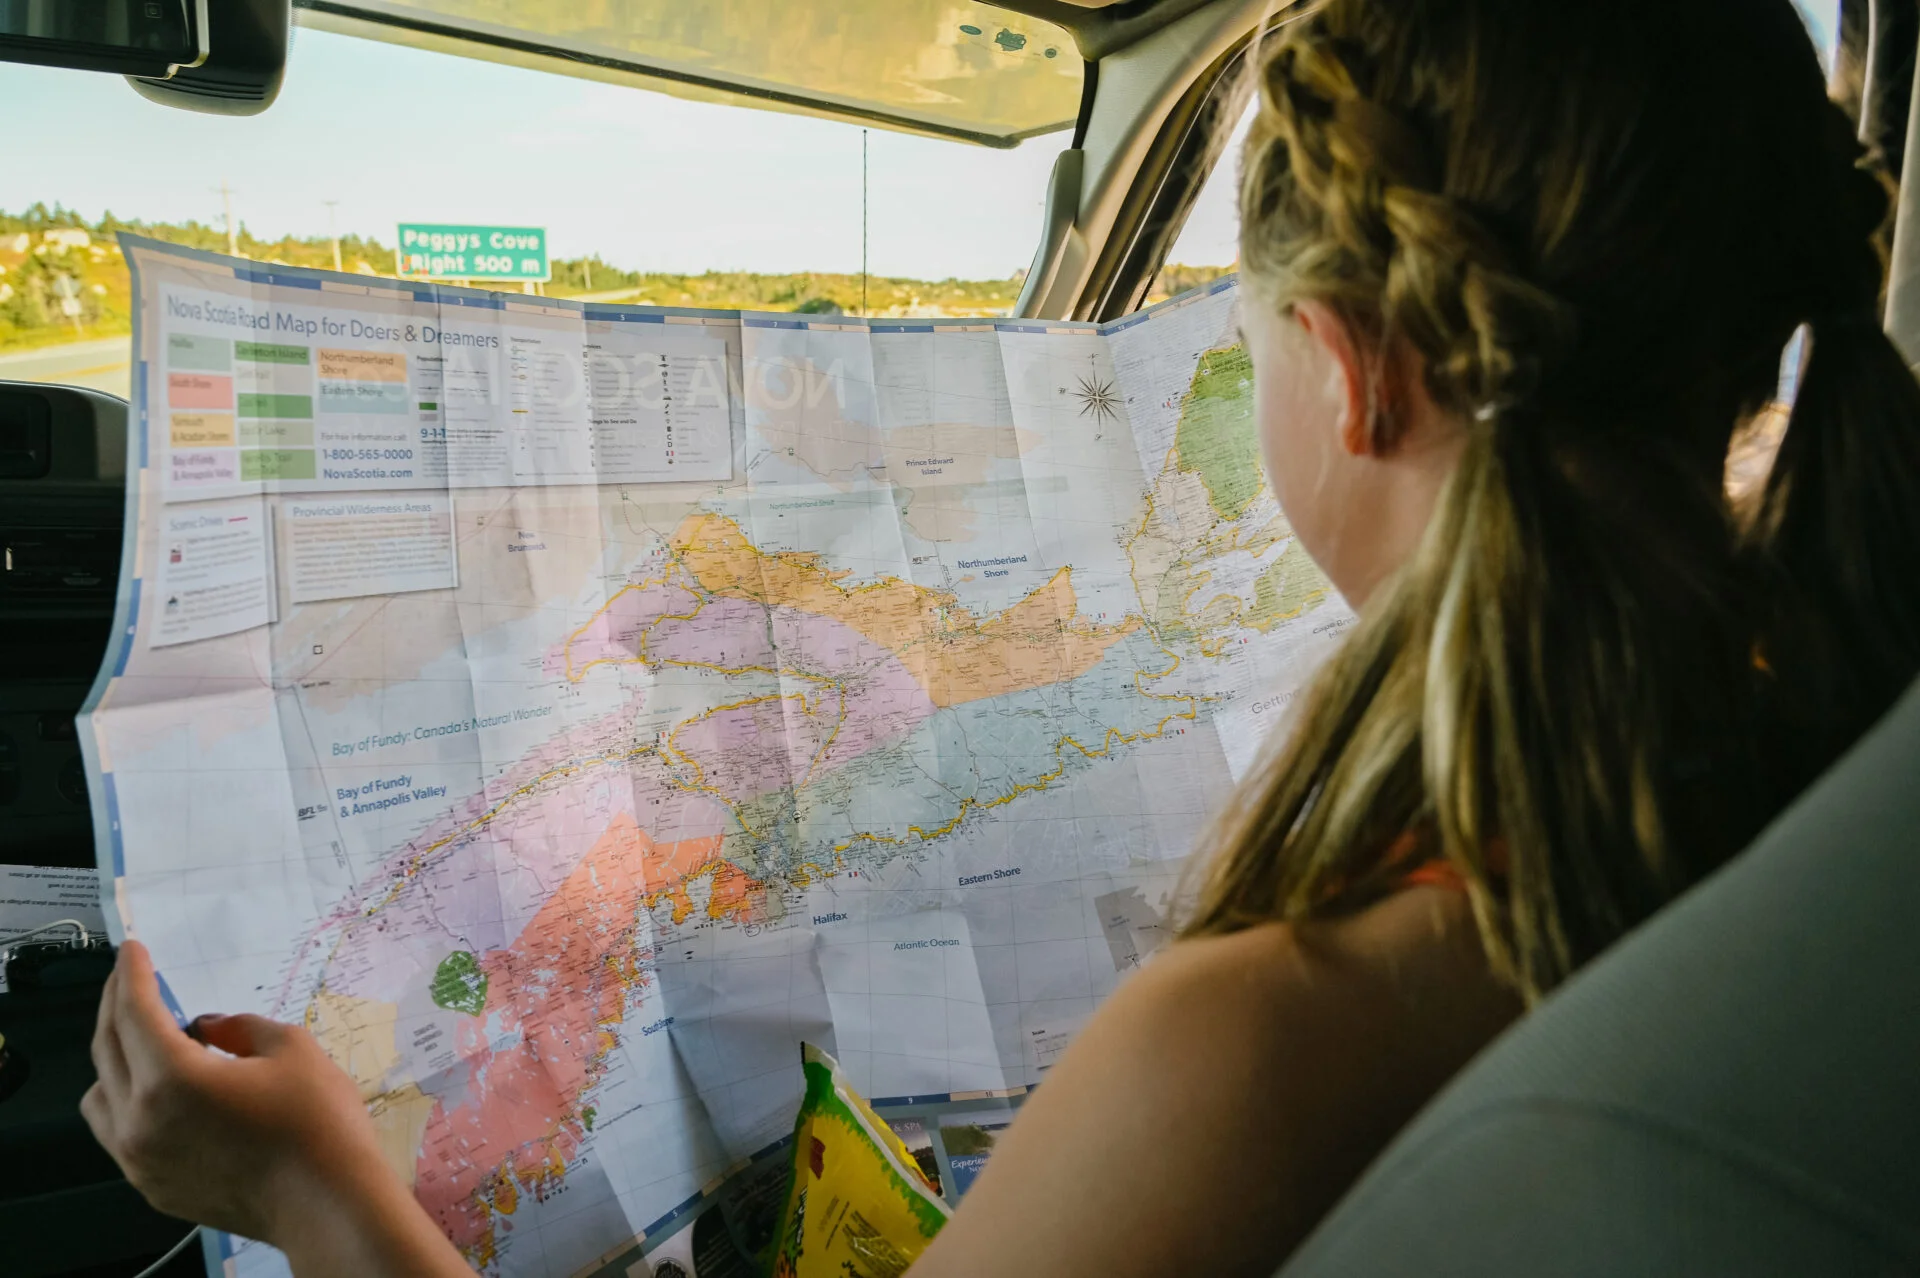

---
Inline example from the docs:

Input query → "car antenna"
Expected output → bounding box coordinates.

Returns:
[216,178,238,257]
[861,129,869,319]
[323,199,342,272]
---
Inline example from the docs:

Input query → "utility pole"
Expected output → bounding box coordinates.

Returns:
[323,200,342,271]
[218,179,238,257]
[861,129,869,318]
[51,273,83,335]
[584,258,593,291]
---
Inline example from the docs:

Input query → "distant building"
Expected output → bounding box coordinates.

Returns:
[1,232,28,254]
[41,228,92,251]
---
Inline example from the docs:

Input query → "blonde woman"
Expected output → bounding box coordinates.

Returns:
[83,1,1920,1274]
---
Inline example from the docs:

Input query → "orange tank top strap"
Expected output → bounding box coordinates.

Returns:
[1400,859,1469,891]
[1318,832,1509,903]
[1393,835,1509,894]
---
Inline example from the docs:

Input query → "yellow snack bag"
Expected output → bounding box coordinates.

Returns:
[771,1044,952,1278]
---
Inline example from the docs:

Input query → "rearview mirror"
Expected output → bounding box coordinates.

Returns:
[0,0,208,78]
[0,0,288,116]
[127,0,287,115]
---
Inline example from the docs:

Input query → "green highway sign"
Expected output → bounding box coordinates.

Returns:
[396,223,549,282]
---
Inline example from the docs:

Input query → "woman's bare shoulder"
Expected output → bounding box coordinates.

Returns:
[1142,884,1517,1025]
[913,890,1521,1278]
[1103,887,1521,1110]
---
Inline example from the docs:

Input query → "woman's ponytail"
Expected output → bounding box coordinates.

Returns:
[1748,309,1920,779]
[1189,0,1920,1000]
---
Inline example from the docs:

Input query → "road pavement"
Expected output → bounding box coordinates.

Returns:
[0,336,132,398]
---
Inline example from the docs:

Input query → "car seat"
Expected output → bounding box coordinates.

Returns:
[1276,674,1920,1277]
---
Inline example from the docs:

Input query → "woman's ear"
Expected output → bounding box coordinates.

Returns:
[1292,301,1375,457]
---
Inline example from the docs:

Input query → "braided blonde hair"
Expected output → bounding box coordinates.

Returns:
[1183,0,1920,999]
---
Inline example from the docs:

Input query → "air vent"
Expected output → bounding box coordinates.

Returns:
[1,528,120,600]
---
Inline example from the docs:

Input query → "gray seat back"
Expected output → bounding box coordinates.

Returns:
[1276,677,1920,1278]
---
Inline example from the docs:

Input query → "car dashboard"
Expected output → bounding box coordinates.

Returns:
[0,381,200,1276]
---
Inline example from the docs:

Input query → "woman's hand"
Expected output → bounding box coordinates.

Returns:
[82,941,469,1278]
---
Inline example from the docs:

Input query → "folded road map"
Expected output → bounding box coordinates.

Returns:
[80,235,1351,1275]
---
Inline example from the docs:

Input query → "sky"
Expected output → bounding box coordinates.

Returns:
[1803,0,1840,61]
[0,0,1839,283]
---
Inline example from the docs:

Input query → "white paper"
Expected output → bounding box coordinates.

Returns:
[283,492,457,603]
[0,865,109,992]
[148,497,273,647]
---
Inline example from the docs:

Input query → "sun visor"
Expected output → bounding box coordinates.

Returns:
[294,0,1085,147]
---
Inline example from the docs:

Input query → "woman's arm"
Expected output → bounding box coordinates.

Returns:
[81,942,468,1278]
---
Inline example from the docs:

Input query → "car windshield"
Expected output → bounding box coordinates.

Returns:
[0,22,1074,397]
[0,0,1846,392]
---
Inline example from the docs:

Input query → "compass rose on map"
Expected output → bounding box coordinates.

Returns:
[1070,371,1122,426]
